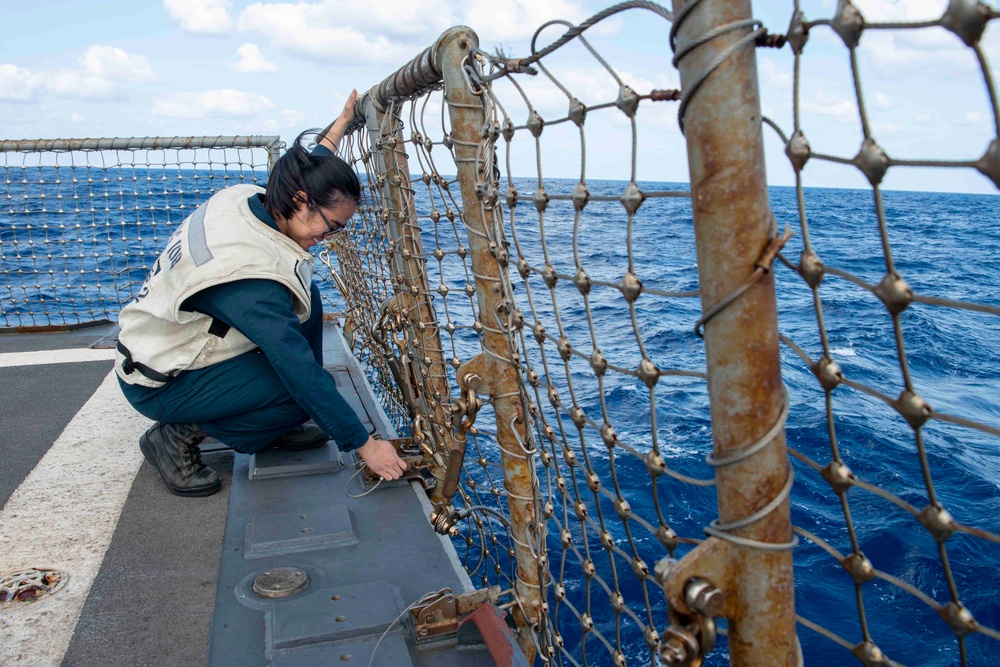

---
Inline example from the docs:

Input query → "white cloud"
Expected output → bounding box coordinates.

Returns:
[45,69,123,100]
[233,43,278,73]
[872,91,893,110]
[151,89,276,119]
[0,45,154,103]
[0,64,41,102]
[69,112,84,124]
[164,0,233,34]
[801,90,858,125]
[463,0,590,42]
[852,0,946,22]
[914,112,933,124]
[758,56,792,90]
[960,110,989,125]
[871,120,904,135]
[281,109,307,125]
[80,45,155,82]
[235,0,601,64]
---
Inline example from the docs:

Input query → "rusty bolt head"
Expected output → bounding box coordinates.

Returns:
[653,557,676,585]
[658,636,690,665]
[685,579,724,617]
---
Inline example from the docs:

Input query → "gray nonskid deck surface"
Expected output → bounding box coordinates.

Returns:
[0,360,112,508]
[1,323,500,666]
[62,452,234,667]
[209,325,494,666]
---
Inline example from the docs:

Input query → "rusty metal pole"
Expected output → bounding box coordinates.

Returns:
[436,27,542,662]
[360,93,455,501]
[663,1,797,665]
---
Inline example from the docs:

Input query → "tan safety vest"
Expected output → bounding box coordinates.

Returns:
[116,184,313,388]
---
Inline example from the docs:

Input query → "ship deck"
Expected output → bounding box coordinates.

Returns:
[0,322,513,666]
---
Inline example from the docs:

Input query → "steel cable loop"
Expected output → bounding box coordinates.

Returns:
[706,387,789,468]
[694,223,792,338]
[671,18,762,66]
[470,1,674,85]
[710,462,795,534]
[674,26,765,133]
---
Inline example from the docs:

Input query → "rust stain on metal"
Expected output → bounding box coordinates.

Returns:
[438,27,541,664]
[668,0,797,665]
[367,98,456,501]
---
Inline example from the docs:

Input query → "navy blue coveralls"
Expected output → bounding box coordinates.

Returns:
[118,153,369,455]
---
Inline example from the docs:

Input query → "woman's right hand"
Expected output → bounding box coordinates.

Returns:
[357,436,408,480]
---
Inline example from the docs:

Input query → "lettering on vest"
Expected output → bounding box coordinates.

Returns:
[166,240,183,269]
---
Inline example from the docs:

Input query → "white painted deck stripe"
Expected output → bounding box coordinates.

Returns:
[0,347,116,368]
[0,370,151,666]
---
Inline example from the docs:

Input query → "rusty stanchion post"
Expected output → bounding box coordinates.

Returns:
[436,27,542,662]
[662,1,798,665]
[359,93,455,501]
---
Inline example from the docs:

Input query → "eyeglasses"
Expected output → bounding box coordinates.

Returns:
[313,205,347,239]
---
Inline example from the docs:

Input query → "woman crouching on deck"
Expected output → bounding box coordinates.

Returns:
[115,90,407,497]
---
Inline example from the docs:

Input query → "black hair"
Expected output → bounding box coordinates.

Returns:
[264,128,361,221]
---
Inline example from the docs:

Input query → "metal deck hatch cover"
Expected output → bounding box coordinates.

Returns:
[245,506,358,558]
[253,568,309,599]
[267,579,403,650]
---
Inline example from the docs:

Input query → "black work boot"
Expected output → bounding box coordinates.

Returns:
[139,422,221,497]
[263,422,329,452]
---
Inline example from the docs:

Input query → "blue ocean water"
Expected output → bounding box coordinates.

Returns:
[2,169,999,665]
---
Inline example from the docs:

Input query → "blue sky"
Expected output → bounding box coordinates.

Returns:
[1,0,997,194]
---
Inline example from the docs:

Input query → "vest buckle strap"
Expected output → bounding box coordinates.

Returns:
[116,341,175,384]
